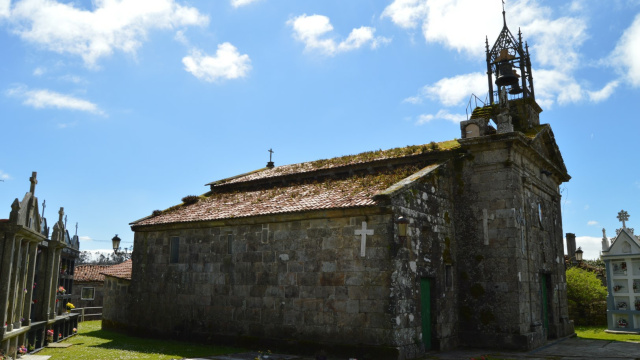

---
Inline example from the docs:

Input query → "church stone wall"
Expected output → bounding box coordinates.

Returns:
[454,135,573,350]
[120,210,412,357]
[385,163,458,355]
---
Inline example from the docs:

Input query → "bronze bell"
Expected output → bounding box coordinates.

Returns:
[495,62,518,87]
[509,82,523,95]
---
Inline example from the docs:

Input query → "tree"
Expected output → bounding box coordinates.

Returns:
[566,267,607,325]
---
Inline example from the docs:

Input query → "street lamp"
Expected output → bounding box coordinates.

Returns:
[396,216,409,244]
[112,234,121,254]
[575,247,583,262]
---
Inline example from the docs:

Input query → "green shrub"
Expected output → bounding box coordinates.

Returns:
[566,267,607,326]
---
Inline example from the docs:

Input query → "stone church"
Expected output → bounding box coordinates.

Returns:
[105,11,574,359]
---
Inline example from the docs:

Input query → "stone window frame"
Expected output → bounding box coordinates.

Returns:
[170,236,180,263]
[227,233,234,254]
[81,287,95,300]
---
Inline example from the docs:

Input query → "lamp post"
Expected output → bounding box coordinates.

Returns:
[575,247,583,263]
[396,216,409,245]
[111,234,121,254]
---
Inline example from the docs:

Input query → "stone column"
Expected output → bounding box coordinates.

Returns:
[0,232,16,333]
[566,233,576,264]
[42,243,58,321]
[49,247,63,319]
[6,235,23,331]
[22,241,39,326]
[14,239,30,328]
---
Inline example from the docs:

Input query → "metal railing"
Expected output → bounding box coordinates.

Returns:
[465,93,489,120]
[71,307,103,322]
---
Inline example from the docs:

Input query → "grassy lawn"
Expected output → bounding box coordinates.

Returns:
[575,326,640,342]
[37,320,245,360]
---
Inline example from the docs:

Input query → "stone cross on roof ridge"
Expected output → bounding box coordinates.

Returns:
[617,210,630,228]
[29,171,38,194]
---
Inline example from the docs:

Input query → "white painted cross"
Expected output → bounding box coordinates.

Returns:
[355,221,374,257]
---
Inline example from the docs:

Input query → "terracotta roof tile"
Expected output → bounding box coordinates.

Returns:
[100,260,132,280]
[133,164,427,227]
[74,265,110,282]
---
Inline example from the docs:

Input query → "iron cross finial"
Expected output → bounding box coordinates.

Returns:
[42,199,46,218]
[75,222,78,236]
[268,148,274,162]
[64,215,68,228]
[617,210,630,228]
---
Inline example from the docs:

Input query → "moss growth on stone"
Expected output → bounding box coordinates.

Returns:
[444,211,450,224]
[308,140,460,169]
[475,255,484,262]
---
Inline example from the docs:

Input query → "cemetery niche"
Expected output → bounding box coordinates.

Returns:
[0,172,80,359]
[601,210,640,333]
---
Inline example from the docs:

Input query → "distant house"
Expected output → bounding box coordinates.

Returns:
[71,265,110,309]
[101,260,132,328]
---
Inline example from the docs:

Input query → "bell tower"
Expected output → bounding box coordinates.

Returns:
[461,6,542,138]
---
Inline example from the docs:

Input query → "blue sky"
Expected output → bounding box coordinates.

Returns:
[1,0,639,259]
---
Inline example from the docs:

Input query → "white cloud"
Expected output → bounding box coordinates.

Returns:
[0,170,10,181]
[0,0,9,17]
[587,220,598,226]
[574,236,604,260]
[6,85,106,115]
[416,109,465,124]
[406,72,486,107]
[33,67,45,76]
[59,74,87,84]
[9,0,208,67]
[288,14,390,56]
[588,81,619,103]
[533,68,583,108]
[182,43,251,82]
[381,0,428,29]
[611,13,640,87]
[79,235,93,241]
[584,205,590,210]
[231,0,261,8]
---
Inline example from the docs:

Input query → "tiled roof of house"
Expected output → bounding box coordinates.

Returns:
[132,163,439,227]
[74,265,111,282]
[100,259,132,280]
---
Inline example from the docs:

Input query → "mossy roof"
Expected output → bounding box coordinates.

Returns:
[207,139,459,187]
[132,163,435,227]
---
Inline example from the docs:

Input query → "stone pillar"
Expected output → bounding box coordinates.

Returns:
[49,247,63,319]
[14,239,30,328]
[22,241,39,326]
[566,233,576,263]
[6,236,23,331]
[0,232,16,333]
[42,243,58,321]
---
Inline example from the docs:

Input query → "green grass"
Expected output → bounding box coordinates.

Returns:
[575,326,640,342]
[37,320,245,360]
